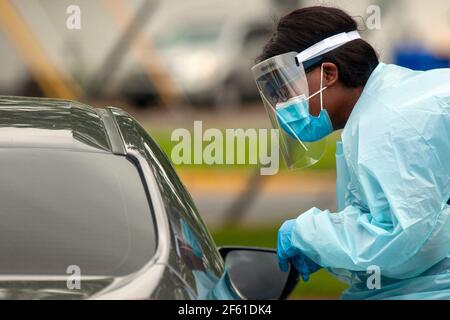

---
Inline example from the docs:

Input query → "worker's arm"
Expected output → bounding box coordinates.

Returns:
[291,123,450,279]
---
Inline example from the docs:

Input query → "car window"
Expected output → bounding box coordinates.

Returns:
[112,110,231,298]
[113,112,224,268]
[135,124,224,272]
[0,149,156,276]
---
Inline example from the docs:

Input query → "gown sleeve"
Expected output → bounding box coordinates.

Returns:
[291,102,450,279]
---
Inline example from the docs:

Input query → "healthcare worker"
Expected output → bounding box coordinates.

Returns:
[252,6,450,299]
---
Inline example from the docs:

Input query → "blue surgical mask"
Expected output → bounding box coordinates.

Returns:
[275,64,334,142]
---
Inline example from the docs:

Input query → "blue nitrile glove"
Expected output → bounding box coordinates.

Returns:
[277,219,322,282]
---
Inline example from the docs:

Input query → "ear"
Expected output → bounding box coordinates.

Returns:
[322,62,339,87]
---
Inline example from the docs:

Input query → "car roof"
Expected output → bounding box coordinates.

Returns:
[0,96,125,154]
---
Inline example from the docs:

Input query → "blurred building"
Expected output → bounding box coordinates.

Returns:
[0,0,449,106]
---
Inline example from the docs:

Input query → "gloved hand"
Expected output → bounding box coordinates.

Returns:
[277,219,322,282]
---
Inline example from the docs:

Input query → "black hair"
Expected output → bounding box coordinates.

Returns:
[258,6,379,88]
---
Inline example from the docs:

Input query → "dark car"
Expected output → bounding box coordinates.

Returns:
[0,96,298,300]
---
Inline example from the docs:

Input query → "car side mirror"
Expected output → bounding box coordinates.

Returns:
[218,247,299,300]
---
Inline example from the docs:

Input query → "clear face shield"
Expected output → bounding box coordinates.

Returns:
[252,52,328,169]
[251,31,361,170]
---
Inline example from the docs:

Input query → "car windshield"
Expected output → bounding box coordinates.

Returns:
[0,149,156,277]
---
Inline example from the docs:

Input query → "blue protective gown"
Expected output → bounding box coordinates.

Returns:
[291,63,450,299]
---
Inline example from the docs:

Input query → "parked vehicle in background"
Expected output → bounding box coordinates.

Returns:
[119,0,275,108]
[152,18,272,108]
